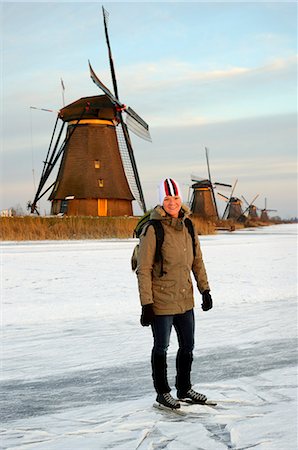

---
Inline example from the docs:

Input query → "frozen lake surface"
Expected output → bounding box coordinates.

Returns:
[1,223,297,449]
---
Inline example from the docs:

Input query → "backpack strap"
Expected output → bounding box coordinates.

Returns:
[144,220,165,277]
[184,218,196,258]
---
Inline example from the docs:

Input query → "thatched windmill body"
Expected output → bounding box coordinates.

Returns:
[190,179,218,220]
[223,197,244,220]
[49,95,139,216]
[190,148,231,220]
[30,7,150,217]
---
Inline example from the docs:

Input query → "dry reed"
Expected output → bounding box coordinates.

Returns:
[0,216,139,241]
[0,215,216,241]
[189,216,217,235]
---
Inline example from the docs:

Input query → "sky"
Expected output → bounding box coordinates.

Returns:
[1,1,297,219]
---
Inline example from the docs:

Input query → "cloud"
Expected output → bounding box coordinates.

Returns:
[112,55,297,127]
[118,54,296,91]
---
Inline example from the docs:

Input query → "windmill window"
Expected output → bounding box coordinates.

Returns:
[98,179,104,188]
[60,200,68,213]
[94,160,101,169]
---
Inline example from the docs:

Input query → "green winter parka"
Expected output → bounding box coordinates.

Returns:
[136,204,210,315]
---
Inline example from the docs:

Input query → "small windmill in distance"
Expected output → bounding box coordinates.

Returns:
[217,179,246,222]
[190,147,231,220]
[241,194,260,221]
[259,198,277,222]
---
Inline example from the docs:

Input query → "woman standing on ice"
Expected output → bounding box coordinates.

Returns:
[136,178,213,410]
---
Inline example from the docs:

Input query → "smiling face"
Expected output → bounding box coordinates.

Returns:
[162,195,182,218]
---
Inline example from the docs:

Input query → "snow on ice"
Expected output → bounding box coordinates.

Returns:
[1,224,297,449]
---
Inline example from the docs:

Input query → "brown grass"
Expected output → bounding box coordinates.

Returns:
[0,216,140,241]
[0,215,217,241]
[1,215,280,241]
[189,216,217,235]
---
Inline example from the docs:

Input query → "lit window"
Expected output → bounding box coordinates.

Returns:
[98,179,104,187]
[94,160,101,169]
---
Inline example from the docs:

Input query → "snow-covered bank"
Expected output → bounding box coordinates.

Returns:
[1,224,297,449]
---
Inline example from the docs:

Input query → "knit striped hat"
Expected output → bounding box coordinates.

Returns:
[159,178,183,204]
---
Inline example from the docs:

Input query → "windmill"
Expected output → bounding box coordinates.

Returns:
[217,179,246,221]
[259,198,277,222]
[241,194,259,220]
[190,147,231,220]
[30,7,150,217]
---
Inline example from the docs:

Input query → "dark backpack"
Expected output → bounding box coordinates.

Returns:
[131,212,196,276]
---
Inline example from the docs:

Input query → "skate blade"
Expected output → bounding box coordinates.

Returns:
[153,402,186,416]
[180,399,217,407]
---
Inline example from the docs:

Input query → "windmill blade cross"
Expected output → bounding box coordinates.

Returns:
[250,194,259,206]
[242,205,250,216]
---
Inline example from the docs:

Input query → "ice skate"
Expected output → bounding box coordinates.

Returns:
[177,388,207,404]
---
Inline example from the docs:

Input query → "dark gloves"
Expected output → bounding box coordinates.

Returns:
[140,304,155,326]
[202,290,213,311]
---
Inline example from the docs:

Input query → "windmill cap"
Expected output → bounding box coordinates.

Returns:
[159,178,183,204]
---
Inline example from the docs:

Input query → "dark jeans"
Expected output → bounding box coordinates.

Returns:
[151,309,195,395]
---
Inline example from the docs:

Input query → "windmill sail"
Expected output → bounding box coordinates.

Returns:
[89,61,151,142]
[30,113,86,214]
[116,124,145,212]
[125,108,152,141]
[102,7,119,99]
